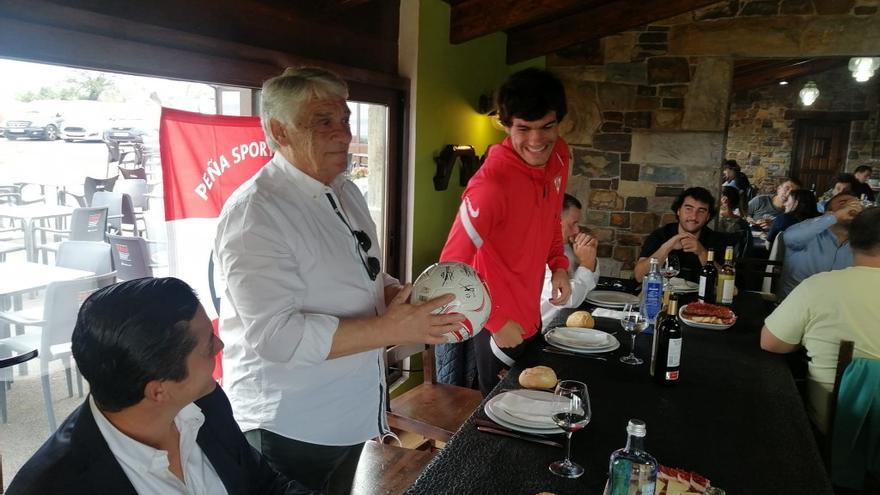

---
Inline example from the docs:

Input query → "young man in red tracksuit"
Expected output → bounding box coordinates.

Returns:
[440,68,572,395]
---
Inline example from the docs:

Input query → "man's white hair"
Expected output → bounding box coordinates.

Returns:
[260,67,349,151]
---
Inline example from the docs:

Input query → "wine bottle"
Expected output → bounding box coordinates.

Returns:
[715,246,735,306]
[698,250,717,304]
[653,294,682,385]
[606,419,659,495]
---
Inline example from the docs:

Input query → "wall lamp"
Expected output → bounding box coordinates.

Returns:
[433,144,479,191]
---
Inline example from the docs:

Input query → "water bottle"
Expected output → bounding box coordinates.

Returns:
[640,258,663,335]
[605,419,659,495]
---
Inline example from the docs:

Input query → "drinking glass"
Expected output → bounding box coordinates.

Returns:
[619,304,647,365]
[549,380,592,478]
[660,255,680,291]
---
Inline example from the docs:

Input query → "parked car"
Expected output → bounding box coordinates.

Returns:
[62,116,110,142]
[102,118,157,145]
[4,109,64,140]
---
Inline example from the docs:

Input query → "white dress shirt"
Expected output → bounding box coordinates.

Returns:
[540,244,600,329]
[215,153,393,446]
[89,396,228,495]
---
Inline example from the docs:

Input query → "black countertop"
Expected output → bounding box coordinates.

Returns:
[405,292,833,495]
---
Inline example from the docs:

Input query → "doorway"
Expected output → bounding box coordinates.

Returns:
[791,119,850,193]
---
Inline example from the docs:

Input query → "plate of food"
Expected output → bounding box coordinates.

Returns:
[678,302,737,330]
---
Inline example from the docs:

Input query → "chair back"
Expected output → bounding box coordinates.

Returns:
[57,241,113,275]
[92,192,137,235]
[386,344,434,385]
[84,176,117,206]
[115,179,148,210]
[40,274,116,359]
[762,231,787,295]
[118,166,147,180]
[107,234,153,281]
[68,207,108,242]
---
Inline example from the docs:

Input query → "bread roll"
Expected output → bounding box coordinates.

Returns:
[565,310,594,328]
[518,366,558,390]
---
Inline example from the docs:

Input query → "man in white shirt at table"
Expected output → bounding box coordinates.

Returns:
[214,67,462,495]
[540,193,599,330]
[761,208,880,434]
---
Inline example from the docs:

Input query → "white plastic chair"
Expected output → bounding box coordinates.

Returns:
[107,234,165,281]
[57,241,114,275]
[0,273,116,431]
[34,207,109,263]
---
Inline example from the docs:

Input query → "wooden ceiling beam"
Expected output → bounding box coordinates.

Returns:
[505,0,722,64]
[449,0,610,44]
[732,58,848,92]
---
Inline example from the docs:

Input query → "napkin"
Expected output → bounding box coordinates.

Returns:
[494,392,558,427]
[551,328,611,348]
[591,308,626,320]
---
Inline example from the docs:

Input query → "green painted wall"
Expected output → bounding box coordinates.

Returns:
[389,1,542,398]
[410,0,544,278]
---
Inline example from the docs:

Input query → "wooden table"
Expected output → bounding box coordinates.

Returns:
[405,293,833,494]
[0,204,74,262]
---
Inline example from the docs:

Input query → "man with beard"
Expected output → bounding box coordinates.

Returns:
[779,193,864,299]
[635,187,724,283]
[539,193,599,329]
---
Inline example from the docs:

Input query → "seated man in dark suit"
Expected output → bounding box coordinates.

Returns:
[7,277,315,495]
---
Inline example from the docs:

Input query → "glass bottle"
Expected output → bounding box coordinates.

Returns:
[606,419,659,495]
[698,250,717,304]
[715,246,735,306]
[641,258,663,335]
[653,294,682,385]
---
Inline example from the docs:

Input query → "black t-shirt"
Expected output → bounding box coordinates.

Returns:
[639,222,727,282]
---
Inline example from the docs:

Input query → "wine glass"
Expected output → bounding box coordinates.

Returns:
[660,255,680,291]
[549,380,592,478]
[620,304,647,365]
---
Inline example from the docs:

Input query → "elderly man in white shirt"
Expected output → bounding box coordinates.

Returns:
[8,277,312,495]
[540,193,599,330]
[214,67,462,495]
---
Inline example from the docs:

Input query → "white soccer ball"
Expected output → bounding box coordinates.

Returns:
[411,261,491,343]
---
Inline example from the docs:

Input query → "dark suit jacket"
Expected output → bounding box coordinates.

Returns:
[6,386,316,495]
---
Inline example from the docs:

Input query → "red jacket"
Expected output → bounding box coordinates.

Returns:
[440,136,569,339]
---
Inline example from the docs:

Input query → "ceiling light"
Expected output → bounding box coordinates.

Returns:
[848,57,880,83]
[799,81,820,106]
[778,80,788,86]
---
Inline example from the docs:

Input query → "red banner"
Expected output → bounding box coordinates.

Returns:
[159,108,269,381]
[160,107,269,220]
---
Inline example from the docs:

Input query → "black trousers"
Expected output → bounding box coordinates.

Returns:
[473,327,532,396]
[244,428,364,495]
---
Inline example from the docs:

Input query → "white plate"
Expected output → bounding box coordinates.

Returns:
[546,330,621,354]
[585,290,640,309]
[485,390,563,434]
[678,304,736,330]
[547,327,615,349]
[668,277,699,294]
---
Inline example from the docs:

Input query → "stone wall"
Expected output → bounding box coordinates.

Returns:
[725,65,880,190]
[550,0,880,278]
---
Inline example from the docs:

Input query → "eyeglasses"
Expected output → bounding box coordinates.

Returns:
[326,193,380,281]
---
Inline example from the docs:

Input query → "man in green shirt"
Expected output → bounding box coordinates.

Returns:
[761,208,880,433]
